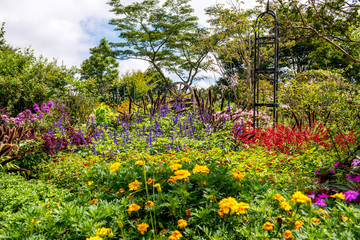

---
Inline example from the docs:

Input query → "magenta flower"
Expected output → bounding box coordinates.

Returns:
[344,190,360,202]
[313,197,327,207]
[33,104,40,112]
[48,101,54,108]
[334,161,340,168]
[307,192,315,199]
[348,175,360,182]
[352,159,360,167]
[318,193,331,198]
[38,112,44,118]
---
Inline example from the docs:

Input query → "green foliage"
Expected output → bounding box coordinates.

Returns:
[80,38,119,100]
[117,70,157,100]
[108,0,211,85]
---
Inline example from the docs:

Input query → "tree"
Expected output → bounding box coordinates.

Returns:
[108,0,211,86]
[80,38,119,99]
[277,0,360,63]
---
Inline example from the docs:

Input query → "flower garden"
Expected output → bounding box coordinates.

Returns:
[1,97,359,240]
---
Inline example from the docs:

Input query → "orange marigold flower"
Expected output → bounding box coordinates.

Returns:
[169,230,183,239]
[177,219,187,229]
[110,162,121,172]
[174,170,191,181]
[145,200,154,208]
[128,180,142,191]
[263,222,273,231]
[291,191,311,204]
[192,164,210,174]
[312,217,320,225]
[146,178,155,185]
[274,194,285,202]
[135,160,145,166]
[170,163,182,171]
[90,198,98,205]
[280,201,292,211]
[293,220,303,230]
[283,230,294,239]
[137,223,149,235]
[128,203,141,215]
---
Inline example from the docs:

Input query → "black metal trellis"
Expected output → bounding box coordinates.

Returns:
[253,0,279,128]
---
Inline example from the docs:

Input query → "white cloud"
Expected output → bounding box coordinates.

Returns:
[0,0,254,86]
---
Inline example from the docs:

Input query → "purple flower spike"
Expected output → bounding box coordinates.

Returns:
[344,190,360,202]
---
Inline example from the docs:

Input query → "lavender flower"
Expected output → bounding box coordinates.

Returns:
[33,104,40,112]
[313,197,327,207]
[352,159,360,167]
[307,192,315,199]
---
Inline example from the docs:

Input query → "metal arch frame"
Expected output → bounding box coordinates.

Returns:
[253,1,280,128]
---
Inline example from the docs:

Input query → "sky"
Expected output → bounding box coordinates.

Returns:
[0,0,255,88]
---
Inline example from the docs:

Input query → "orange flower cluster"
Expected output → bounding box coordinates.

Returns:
[218,197,249,217]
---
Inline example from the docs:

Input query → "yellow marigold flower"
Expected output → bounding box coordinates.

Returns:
[217,208,227,218]
[233,202,250,215]
[96,227,114,237]
[167,176,177,183]
[331,193,345,200]
[291,191,311,204]
[169,230,183,239]
[135,160,145,166]
[232,170,244,180]
[145,200,154,208]
[128,203,141,215]
[263,222,273,231]
[294,220,303,230]
[137,223,149,235]
[116,188,125,194]
[274,194,286,202]
[146,178,155,185]
[88,181,94,186]
[218,197,238,214]
[181,157,190,162]
[312,217,320,225]
[283,230,294,239]
[170,163,182,171]
[109,162,121,172]
[154,183,161,192]
[280,201,292,211]
[86,236,103,240]
[168,237,177,240]
[317,208,329,218]
[192,164,210,174]
[128,180,142,191]
[177,219,187,229]
[174,170,191,181]
[90,198,98,205]
[341,215,349,221]
[46,210,52,215]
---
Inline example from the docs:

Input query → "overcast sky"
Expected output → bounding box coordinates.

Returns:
[0,0,255,88]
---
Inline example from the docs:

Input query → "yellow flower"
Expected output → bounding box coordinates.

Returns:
[154,183,162,192]
[128,180,142,191]
[274,194,286,202]
[263,222,273,231]
[181,157,190,162]
[192,164,210,174]
[147,178,155,185]
[116,188,125,194]
[137,223,149,235]
[174,170,191,181]
[96,227,114,237]
[217,208,227,218]
[128,203,141,215]
[283,230,294,239]
[88,181,94,186]
[233,202,250,215]
[170,163,182,171]
[145,200,154,208]
[317,208,329,218]
[167,176,177,183]
[169,230,183,239]
[135,160,145,166]
[294,220,303,230]
[280,201,292,211]
[341,215,349,221]
[86,236,103,240]
[109,162,121,173]
[291,191,311,204]
[177,219,187,229]
[90,198,98,205]
[42,202,50,207]
[312,217,320,225]
[331,193,345,200]
[45,210,52,215]
[232,170,244,180]
[35,220,41,224]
